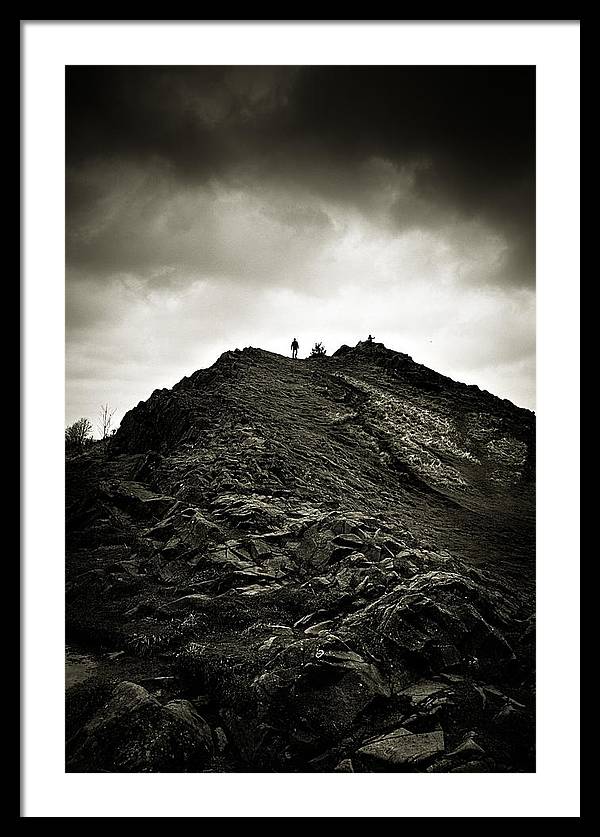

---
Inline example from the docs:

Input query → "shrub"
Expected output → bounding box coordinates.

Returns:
[309,341,327,358]
[65,417,93,450]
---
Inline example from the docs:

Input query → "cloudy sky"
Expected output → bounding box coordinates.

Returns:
[66,65,535,432]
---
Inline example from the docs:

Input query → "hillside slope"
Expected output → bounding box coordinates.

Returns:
[65,342,535,773]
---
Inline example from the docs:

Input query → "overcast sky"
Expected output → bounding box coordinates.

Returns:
[66,65,535,432]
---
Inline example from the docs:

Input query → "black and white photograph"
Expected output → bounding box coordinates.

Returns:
[22,21,580,818]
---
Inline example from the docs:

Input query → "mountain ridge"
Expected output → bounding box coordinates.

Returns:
[117,341,534,451]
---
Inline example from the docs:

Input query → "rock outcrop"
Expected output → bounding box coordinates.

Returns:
[67,681,213,772]
[66,342,535,772]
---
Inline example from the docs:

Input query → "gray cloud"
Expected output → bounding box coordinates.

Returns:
[66,66,535,430]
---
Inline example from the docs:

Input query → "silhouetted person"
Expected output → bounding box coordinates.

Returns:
[366,334,374,344]
[291,338,299,359]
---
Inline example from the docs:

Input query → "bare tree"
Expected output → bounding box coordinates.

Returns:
[98,403,117,440]
[65,417,93,450]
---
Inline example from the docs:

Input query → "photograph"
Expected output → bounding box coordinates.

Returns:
[64,64,536,774]
[21,19,580,818]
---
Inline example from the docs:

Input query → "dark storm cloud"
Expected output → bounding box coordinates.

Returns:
[65,65,536,428]
[66,65,535,287]
[66,66,297,178]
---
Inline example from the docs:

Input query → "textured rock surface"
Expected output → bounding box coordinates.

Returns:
[66,342,535,772]
[67,681,213,772]
[357,726,445,768]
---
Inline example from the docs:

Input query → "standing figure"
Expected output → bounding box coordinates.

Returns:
[366,334,374,344]
[291,337,299,359]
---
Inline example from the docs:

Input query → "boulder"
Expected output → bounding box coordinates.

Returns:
[248,539,273,561]
[99,481,175,519]
[334,758,355,772]
[67,681,213,772]
[296,524,334,570]
[446,734,486,758]
[154,508,221,552]
[207,544,254,571]
[357,726,444,769]
[252,638,391,750]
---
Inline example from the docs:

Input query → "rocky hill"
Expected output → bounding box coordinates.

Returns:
[65,341,535,773]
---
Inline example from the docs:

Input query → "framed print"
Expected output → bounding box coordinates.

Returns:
[22,20,580,818]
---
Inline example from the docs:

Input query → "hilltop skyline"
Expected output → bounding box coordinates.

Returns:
[66,66,535,430]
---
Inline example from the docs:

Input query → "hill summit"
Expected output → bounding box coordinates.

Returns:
[66,342,535,773]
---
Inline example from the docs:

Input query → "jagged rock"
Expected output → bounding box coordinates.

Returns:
[343,570,516,674]
[252,638,390,749]
[400,679,449,704]
[99,481,175,519]
[259,528,295,542]
[138,553,191,585]
[67,681,213,772]
[357,726,444,768]
[334,758,354,772]
[380,550,420,577]
[207,544,254,571]
[296,524,334,570]
[333,534,364,550]
[132,450,164,484]
[210,495,287,529]
[236,582,282,596]
[293,609,336,630]
[303,620,334,635]
[446,734,486,758]
[248,539,272,561]
[149,507,222,554]
[330,545,356,562]
[333,566,360,592]
[493,701,531,736]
